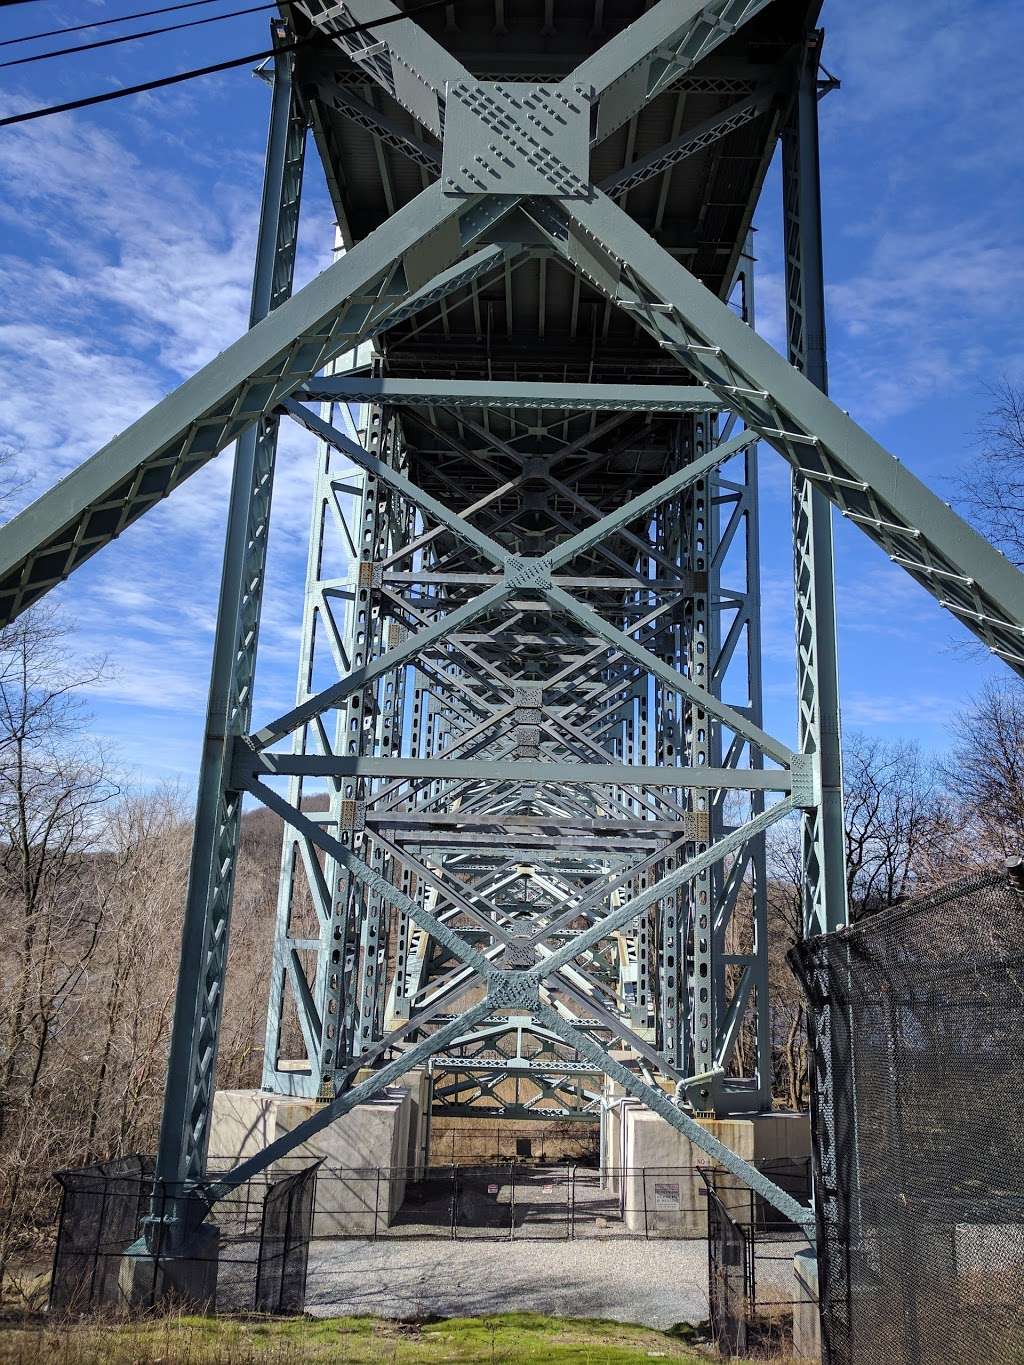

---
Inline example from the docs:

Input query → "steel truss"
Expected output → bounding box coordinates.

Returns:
[3,0,1023,1238]
[428,1020,604,1121]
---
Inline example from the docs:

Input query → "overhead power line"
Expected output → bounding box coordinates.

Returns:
[0,2,276,69]
[1,0,271,50]
[0,0,452,129]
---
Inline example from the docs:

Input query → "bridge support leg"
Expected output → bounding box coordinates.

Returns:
[151,26,307,1220]
[783,33,848,941]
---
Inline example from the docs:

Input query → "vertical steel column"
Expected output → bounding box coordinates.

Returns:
[737,245,770,1097]
[656,440,687,1071]
[783,34,848,937]
[353,408,397,1059]
[261,371,353,1100]
[684,412,720,1103]
[709,241,770,1111]
[263,390,392,1096]
[156,27,306,1189]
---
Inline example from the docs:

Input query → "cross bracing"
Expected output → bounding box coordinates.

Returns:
[3,0,1023,1245]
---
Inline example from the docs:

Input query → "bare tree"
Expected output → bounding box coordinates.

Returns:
[0,458,283,1283]
[961,380,1024,566]
[940,680,1024,863]
[82,788,192,1158]
[842,733,949,914]
[0,608,114,1282]
[765,730,950,1109]
[0,610,113,1103]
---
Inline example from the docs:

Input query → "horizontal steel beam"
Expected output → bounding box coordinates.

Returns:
[298,377,718,411]
[234,747,793,791]
[384,834,668,852]
[365,813,701,833]
[430,1056,604,1075]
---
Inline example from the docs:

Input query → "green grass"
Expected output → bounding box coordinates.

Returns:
[0,1312,729,1364]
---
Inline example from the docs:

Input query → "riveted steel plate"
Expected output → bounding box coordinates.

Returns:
[442,82,591,198]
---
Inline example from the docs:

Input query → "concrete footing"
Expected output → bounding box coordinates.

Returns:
[209,1072,429,1236]
[118,1224,219,1312]
[793,1248,821,1361]
[601,1083,811,1237]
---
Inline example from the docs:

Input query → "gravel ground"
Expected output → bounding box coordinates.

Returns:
[218,1166,805,1329]
[300,1237,802,1329]
[303,1236,713,1328]
[219,1233,801,1330]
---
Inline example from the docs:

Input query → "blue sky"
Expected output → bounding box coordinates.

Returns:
[0,0,1021,791]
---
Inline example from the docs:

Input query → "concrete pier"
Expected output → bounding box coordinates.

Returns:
[793,1248,821,1360]
[600,1086,811,1237]
[118,1223,220,1312]
[209,1071,430,1236]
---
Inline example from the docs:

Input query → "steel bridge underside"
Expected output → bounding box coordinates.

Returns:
[261,0,808,1132]
[3,0,1023,1239]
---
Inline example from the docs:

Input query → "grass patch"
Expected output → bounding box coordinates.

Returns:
[0,1312,729,1363]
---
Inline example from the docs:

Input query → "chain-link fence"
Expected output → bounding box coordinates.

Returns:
[46,1152,813,1336]
[706,1177,752,1356]
[50,1156,155,1312]
[254,1161,320,1313]
[49,1157,320,1315]
[232,1159,810,1242]
[702,1162,813,1356]
[790,864,1024,1365]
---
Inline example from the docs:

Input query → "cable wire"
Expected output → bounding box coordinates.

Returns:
[0,0,452,129]
[1,0,272,51]
[0,2,275,68]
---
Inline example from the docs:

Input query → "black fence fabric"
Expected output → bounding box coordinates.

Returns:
[705,1177,751,1356]
[48,1157,320,1314]
[790,866,1024,1365]
[50,1155,154,1312]
[255,1161,319,1314]
[702,1164,813,1357]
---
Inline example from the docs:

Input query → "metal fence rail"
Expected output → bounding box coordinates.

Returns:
[50,1156,155,1313]
[204,1158,811,1243]
[47,1153,813,1343]
[706,1177,751,1356]
[702,1164,813,1356]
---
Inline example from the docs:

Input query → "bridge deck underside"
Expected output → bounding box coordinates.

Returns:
[259,0,819,1123]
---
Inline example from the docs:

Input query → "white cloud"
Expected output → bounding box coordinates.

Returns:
[824,222,1024,421]
[842,693,953,728]
[752,264,787,358]
[0,106,332,499]
[822,0,1023,157]
[0,103,332,763]
[804,0,1024,422]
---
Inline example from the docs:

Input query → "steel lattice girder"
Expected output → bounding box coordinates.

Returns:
[1,150,1020,662]
[4,0,1023,1239]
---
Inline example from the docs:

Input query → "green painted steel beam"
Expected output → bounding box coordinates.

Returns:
[298,378,718,411]
[235,748,793,791]
[550,190,1024,674]
[0,186,511,626]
